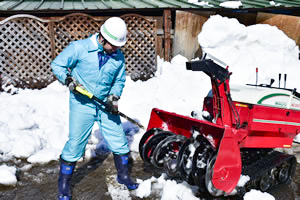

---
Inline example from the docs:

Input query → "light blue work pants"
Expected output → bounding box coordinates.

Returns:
[61,108,129,162]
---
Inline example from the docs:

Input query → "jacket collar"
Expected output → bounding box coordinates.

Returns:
[88,33,103,52]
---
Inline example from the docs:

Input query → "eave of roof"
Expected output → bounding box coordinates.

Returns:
[0,0,299,14]
[0,0,201,11]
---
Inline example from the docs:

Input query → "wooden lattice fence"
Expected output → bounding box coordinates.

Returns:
[0,13,157,89]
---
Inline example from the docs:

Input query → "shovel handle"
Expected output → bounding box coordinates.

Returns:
[75,86,94,99]
[75,85,145,130]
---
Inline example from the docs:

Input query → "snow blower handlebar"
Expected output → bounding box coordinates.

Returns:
[75,86,145,130]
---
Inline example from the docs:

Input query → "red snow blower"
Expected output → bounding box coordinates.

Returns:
[139,54,299,197]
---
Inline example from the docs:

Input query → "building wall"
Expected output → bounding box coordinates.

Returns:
[256,12,300,46]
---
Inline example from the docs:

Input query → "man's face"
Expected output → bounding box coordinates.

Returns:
[103,41,120,54]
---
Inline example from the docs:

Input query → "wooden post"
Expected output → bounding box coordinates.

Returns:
[164,9,171,62]
[0,72,3,92]
[49,21,56,60]
[173,11,210,60]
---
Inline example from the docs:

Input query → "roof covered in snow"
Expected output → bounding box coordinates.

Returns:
[0,0,299,13]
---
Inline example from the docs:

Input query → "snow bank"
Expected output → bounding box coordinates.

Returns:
[198,15,300,90]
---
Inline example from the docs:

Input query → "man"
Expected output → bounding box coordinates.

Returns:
[51,17,138,200]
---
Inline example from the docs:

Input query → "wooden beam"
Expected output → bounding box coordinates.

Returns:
[163,9,171,62]
[49,22,56,60]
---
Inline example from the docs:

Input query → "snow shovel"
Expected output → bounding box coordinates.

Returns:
[75,86,145,130]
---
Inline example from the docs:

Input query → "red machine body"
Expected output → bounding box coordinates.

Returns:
[145,58,300,194]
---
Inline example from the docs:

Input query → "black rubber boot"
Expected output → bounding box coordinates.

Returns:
[113,153,139,190]
[58,157,76,200]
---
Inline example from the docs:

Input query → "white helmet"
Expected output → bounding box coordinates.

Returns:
[100,17,127,47]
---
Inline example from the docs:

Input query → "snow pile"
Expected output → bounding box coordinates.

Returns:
[0,81,68,163]
[198,15,300,90]
[0,164,17,186]
[219,1,242,9]
[0,14,299,199]
[188,0,213,7]
[136,177,155,198]
[136,174,199,200]
[269,1,282,7]
[237,175,250,187]
[244,189,275,200]
[120,55,211,128]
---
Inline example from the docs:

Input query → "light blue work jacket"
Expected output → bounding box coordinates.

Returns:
[51,34,126,114]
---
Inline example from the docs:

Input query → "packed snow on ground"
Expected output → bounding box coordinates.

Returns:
[0,15,299,199]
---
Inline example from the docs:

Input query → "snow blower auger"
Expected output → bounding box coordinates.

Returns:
[139,54,299,197]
